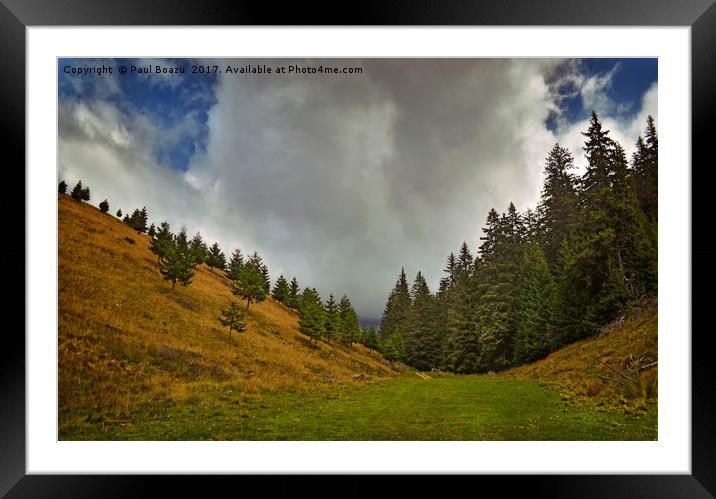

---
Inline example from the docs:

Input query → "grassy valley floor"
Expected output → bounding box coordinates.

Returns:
[61,373,656,440]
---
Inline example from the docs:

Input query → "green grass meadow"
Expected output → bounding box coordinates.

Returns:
[60,374,657,441]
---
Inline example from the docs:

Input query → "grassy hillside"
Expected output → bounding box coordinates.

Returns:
[501,300,658,413]
[58,195,396,438]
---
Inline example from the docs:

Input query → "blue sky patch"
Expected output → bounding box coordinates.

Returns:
[59,58,218,171]
[545,58,657,132]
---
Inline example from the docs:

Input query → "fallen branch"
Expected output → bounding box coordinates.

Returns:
[597,360,638,385]
[638,360,658,371]
[597,373,630,389]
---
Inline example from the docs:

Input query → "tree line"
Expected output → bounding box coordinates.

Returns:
[379,112,658,373]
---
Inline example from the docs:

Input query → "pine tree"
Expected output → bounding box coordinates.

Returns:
[287,277,300,309]
[245,252,269,292]
[126,207,148,232]
[205,242,226,272]
[632,116,658,222]
[70,180,83,201]
[149,222,174,263]
[381,331,405,361]
[271,274,290,305]
[139,207,148,231]
[406,271,440,370]
[147,223,156,238]
[444,261,479,373]
[478,208,500,259]
[226,249,244,280]
[158,236,196,290]
[231,262,267,310]
[444,252,458,287]
[175,226,189,252]
[323,293,341,342]
[99,199,109,213]
[116,209,122,218]
[537,143,579,266]
[261,264,271,294]
[58,180,67,194]
[218,301,247,338]
[475,203,524,371]
[363,327,379,354]
[456,242,473,282]
[189,232,208,265]
[155,222,172,241]
[298,287,325,343]
[338,295,360,349]
[513,244,555,364]
[379,268,412,348]
[81,186,90,202]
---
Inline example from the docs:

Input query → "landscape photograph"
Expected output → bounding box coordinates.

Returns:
[58,57,658,441]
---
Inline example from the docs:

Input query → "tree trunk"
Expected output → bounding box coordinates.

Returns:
[615,240,626,285]
[246,300,250,311]
[228,326,232,338]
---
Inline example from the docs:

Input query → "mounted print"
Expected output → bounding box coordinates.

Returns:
[57,57,659,441]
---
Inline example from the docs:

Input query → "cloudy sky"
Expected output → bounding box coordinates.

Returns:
[58,58,657,321]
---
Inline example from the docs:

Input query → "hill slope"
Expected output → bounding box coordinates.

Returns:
[58,195,396,437]
[502,300,658,411]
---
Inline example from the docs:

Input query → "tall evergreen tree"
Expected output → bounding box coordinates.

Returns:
[381,331,405,362]
[126,207,148,233]
[99,199,109,213]
[537,143,579,266]
[175,226,189,252]
[81,186,90,202]
[58,180,67,194]
[443,252,458,287]
[379,268,412,348]
[513,244,555,364]
[261,265,271,294]
[456,242,473,281]
[298,287,325,343]
[478,208,500,259]
[205,242,226,272]
[147,223,156,238]
[323,293,341,343]
[632,116,658,222]
[189,232,208,265]
[271,274,290,305]
[363,326,379,354]
[158,236,196,290]
[231,262,267,310]
[226,249,244,280]
[475,203,524,371]
[444,259,479,373]
[70,180,83,201]
[406,271,440,370]
[338,295,360,349]
[287,277,300,309]
[116,208,122,218]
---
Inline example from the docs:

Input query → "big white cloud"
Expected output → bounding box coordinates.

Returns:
[58,58,657,319]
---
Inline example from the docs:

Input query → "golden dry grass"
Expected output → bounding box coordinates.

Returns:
[500,300,658,411]
[58,195,396,430]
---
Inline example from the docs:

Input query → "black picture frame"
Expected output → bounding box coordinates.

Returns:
[2,1,712,496]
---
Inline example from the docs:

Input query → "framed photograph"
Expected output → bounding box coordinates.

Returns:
[4,0,712,495]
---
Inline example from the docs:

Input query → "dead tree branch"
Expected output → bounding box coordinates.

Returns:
[597,360,639,385]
